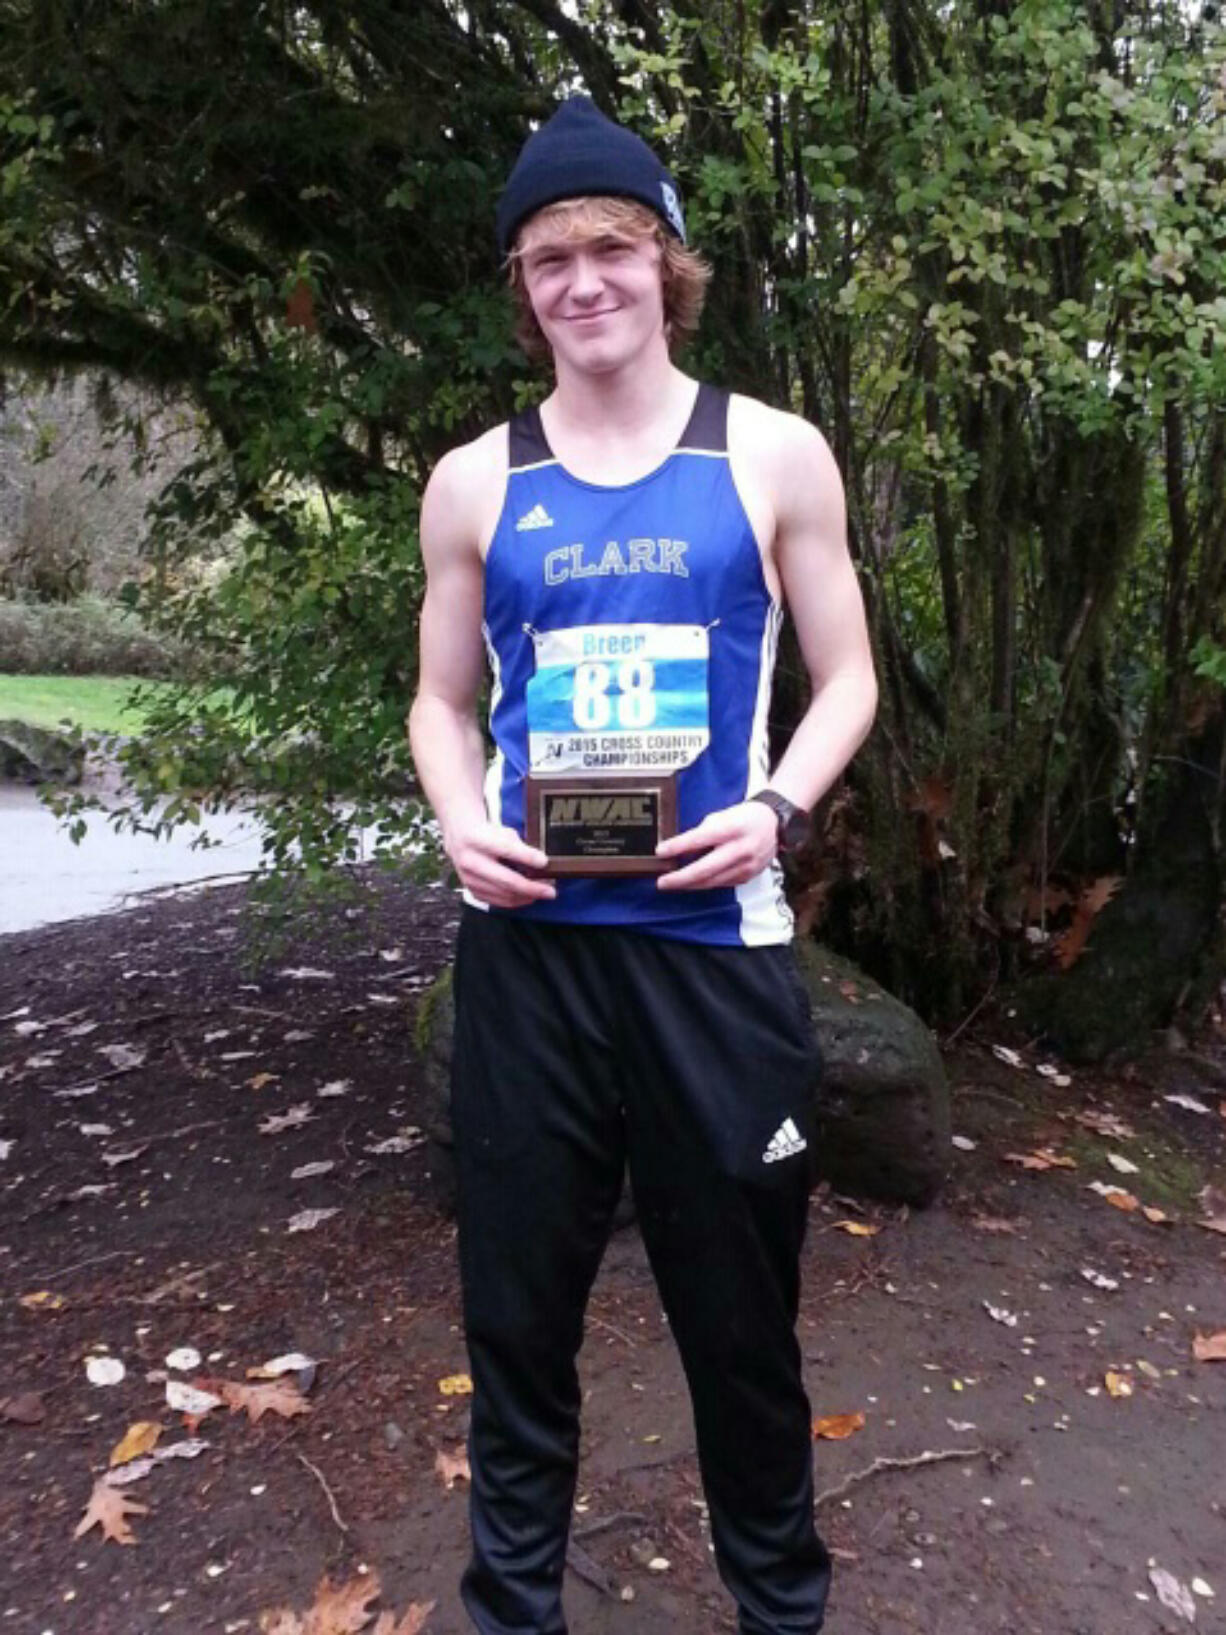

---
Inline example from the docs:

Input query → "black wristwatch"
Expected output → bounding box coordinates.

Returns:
[750,789,812,854]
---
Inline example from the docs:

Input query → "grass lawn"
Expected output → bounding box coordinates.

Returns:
[0,675,181,734]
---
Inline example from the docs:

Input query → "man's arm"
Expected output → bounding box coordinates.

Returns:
[656,408,877,891]
[757,413,878,811]
[408,439,555,907]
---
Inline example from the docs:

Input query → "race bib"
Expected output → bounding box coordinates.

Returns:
[525,623,711,774]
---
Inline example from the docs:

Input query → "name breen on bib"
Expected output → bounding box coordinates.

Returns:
[544,538,689,586]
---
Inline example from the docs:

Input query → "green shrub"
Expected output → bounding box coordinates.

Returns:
[0,594,184,677]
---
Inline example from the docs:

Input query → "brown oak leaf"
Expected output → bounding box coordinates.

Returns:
[372,1604,436,1635]
[259,1571,380,1634]
[73,1480,150,1545]
[213,1377,311,1424]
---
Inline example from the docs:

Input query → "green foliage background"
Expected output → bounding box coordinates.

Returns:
[1,0,1223,1014]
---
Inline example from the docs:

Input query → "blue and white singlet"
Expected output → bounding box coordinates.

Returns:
[473,382,792,947]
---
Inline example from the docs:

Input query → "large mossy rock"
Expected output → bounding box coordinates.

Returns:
[796,941,950,1206]
[0,719,84,785]
[414,942,950,1212]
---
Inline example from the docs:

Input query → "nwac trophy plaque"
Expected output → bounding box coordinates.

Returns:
[524,772,678,876]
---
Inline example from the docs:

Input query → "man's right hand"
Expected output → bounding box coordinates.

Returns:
[444,818,556,908]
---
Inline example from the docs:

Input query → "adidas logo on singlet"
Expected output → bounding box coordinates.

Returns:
[763,1118,808,1164]
[516,503,554,531]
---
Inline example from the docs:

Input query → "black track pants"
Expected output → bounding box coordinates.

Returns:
[451,907,832,1635]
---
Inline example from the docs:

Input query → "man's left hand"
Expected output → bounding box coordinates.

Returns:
[655,800,779,891]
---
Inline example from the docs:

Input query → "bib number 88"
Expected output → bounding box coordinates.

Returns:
[573,660,657,730]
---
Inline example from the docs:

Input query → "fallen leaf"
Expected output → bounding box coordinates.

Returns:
[74,1480,149,1546]
[0,1391,44,1424]
[832,1220,880,1236]
[1142,1205,1172,1225]
[372,1604,436,1635]
[18,1290,65,1311]
[1087,1181,1138,1209]
[1075,1109,1136,1140]
[291,1161,335,1180]
[1192,1330,1226,1363]
[278,967,336,982]
[970,1215,1019,1234]
[215,1378,311,1424]
[1103,1189,1139,1212]
[1003,1149,1076,1171]
[316,1079,352,1098]
[246,1072,281,1091]
[259,1571,380,1634]
[1104,1370,1133,1397]
[248,1352,317,1380]
[96,1043,146,1071]
[105,1439,210,1487]
[165,1347,202,1372]
[983,1302,1018,1327]
[812,1411,866,1440]
[438,1373,473,1397]
[260,1104,316,1136]
[110,1422,162,1467]
[166,1379,223,1421]
[1165,1092,1211,1115]
[991,1045,1024,1068]
[367,1130,426,1155]
[1106,1153,1139,1174]
[950,1135,977,1151]
[101,1145,147,1168]
[287,1207,340,1234]
[1149,1565,1197,1623]
[434,1446,471,1489]
[1080,1267,1120,1291]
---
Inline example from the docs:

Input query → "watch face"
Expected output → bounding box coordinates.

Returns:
[779,807,812,850]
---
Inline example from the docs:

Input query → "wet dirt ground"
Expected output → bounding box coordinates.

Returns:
[1,871,1223,1635]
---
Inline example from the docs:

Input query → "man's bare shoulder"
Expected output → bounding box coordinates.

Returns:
[420,423,509,558]
[728,393,845,555]
[425,423,508,510]
[728,393,835,471]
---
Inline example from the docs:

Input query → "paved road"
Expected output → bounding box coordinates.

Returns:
[0,779,398,936]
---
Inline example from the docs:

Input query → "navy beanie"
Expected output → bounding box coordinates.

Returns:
[496,96,686,257]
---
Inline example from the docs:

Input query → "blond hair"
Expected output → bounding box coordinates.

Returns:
[506,196,711,364]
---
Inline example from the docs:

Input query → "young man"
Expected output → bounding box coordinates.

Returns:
[409,97,877,1635]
